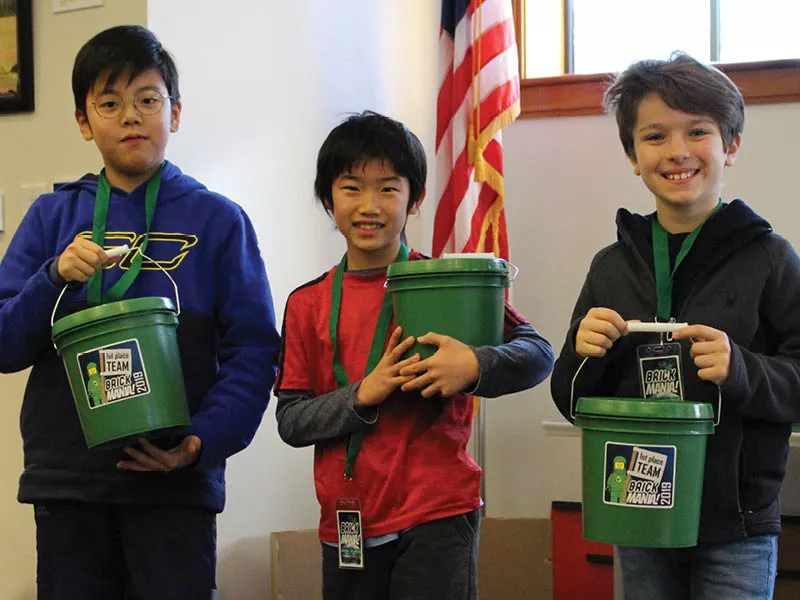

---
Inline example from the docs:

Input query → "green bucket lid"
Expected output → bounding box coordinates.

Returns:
[576,397,714,421]
[52,296,177,339]
[387,256,509,278]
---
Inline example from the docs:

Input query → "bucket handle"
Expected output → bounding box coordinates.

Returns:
[50,247,181,342]
[569,356,590,421]
[504,260,519,282]
[568,356,722,426]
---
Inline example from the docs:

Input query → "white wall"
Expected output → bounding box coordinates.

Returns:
[0,3,147,598]
[146,1,439,597]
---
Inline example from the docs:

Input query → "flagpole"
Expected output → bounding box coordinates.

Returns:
[475,398,487,515]
[436,0,521,518]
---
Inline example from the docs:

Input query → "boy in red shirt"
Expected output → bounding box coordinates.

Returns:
[275,111,554,599]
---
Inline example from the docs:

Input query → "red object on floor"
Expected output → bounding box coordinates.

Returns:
[551,501,614,600]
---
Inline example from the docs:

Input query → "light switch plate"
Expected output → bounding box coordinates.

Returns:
[53,0,103,14]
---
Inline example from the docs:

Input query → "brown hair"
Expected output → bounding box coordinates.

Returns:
[603,52,744,158]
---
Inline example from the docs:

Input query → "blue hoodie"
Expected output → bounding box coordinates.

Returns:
[0,161,279,512]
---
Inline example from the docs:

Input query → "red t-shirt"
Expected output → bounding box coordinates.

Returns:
[277,252,524,541]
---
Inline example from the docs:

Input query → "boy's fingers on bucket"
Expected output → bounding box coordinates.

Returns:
[575,332,610,357]
[416,332,445,347]
[393,374,418,387]
[166,436,203,468]
[116,460,151,472]
[180,435,203,455]
[697,364,729,385]
[589,319,622,342]
[71,241,105,268]
[685,336,729,363]
[585,330,615,349]
[141,437,200,470]
[400,372,433,392]
[585,308,625,333]
[420,382,446,398]
[398,355,430,375]
[692,353,719,369]
[59,250,106,282]
[117,446,165,472]
[688,340,713,358]
[59,264,89,283]
[117,439,190,472]
[673,324,726,345]
[391,336,416,354]
[385,326,407,350]
[576,344,608,358]
[384,330,412,357]
[395,355,421,374]
[385,339,416,366]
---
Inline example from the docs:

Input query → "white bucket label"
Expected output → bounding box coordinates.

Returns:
[602,442,676,509]
[76,338,151,408]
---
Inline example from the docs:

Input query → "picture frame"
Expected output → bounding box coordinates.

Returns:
[0,0,33,114]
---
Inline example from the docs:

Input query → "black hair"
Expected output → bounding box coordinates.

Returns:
[72,25,179,113]
[314,111,427,214]
[603,52,745,158]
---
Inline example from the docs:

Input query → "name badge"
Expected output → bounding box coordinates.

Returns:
[637,343,684,401]
[336,498,364,570]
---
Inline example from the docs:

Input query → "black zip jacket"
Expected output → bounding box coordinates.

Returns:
[551,200,800,543]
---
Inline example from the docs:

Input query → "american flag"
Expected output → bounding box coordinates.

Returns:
[433,0,520,260]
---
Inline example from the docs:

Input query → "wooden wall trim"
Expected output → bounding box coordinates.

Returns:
[518,60,800,120]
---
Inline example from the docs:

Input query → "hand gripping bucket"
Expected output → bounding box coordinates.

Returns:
[51,271,189,450]
[385,255,516,359]
[575,397,714,547]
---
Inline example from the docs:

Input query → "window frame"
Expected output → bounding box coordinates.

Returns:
[511,0,800,119]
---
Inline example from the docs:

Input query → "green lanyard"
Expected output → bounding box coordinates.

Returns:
[87,167,162,306]
[652,202,722,321]
[330,243,409,479]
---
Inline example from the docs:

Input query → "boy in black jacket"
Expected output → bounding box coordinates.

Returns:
[551,53,800,598]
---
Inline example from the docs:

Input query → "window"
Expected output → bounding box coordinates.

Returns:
[513,0,800,118]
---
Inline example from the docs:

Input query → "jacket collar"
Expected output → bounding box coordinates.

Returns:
[615,199,771,278]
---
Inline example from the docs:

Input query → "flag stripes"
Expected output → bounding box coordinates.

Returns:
[433,0,520,260]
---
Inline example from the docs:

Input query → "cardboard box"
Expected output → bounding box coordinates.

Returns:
[270,529,322,600]
[775,578,800,600]
[780,516,800,572]
[478,517,553,600]
[271,517,553,600]
[777,516,800,600]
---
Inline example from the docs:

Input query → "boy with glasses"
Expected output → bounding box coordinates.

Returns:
[0,25,279,598]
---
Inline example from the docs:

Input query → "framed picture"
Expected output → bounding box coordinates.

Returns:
[0,0,33,114]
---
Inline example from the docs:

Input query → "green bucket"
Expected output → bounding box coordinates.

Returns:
[51,297,189,449]
[386,256,513,359]
[575,397,714,548]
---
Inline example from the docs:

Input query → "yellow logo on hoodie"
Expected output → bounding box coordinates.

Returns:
[77,231,198,271]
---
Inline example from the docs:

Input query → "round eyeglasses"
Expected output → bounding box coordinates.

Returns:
[91,89,172,119]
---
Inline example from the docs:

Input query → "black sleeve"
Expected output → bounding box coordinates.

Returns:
[471,322,555,398]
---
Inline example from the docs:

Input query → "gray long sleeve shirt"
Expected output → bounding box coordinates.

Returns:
[277,322,554,448]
